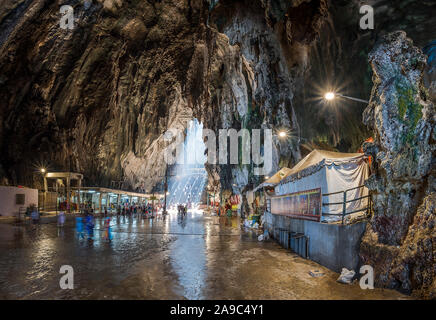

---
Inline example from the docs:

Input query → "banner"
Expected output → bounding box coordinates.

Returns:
[270,188,321,221]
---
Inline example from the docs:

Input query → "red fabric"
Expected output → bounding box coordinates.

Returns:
[358,137,374,167]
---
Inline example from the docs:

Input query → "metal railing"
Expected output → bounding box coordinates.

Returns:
[322,185,372,224]
[15,207,27,223]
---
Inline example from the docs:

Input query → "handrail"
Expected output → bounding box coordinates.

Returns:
[324,194,370,205]
[322,185,367,196]
[321,185,371,224]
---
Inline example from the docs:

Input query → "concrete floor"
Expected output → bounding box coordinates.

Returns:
[0,211,407,300]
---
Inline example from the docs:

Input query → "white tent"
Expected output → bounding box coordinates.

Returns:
[274,150,369,222]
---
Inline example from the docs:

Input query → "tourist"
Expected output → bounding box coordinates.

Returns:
[76,217,85,239]
[148,203,153,218]
[103,217,112,242]
[224,199,232,226]
[31,208,40,224]
[226,199,232,217]
[58,211,66,227]
[86,213,95,240]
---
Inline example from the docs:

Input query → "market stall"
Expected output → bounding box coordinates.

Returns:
[274,150,370,223]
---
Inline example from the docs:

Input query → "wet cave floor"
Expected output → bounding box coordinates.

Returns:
[0,211,407,300]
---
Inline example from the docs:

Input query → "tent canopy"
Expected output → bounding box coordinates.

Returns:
[282,149,365,182]
[253,167,292,192]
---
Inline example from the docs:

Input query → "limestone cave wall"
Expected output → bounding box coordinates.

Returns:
[0,0,328,192]
[360,31,435,299]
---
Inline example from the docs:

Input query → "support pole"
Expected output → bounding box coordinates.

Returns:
[106,193,110,213]
[342,190,347,225]
[43,174,47,212]
[78,178,82,213]
[337,93,369,104]
[66,176,71,213]
[99,193,103,215]
[163,165,168,215]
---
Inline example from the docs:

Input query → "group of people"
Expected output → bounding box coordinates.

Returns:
[215,198,234,218]
[177,204,188,217]
[72,202,158,242]
[80,202,157,219]
[75,212,112,242]
[114,203,156,218]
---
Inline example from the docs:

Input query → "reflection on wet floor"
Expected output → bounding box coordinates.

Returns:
[0,211,407,300]
[170,213,207,299]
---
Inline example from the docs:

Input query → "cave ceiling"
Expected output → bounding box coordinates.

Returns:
[0,0,435,192]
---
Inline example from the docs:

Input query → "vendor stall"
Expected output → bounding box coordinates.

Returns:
[274,150,370,223]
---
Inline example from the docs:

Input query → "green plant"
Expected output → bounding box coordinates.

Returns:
[396,81,423,146]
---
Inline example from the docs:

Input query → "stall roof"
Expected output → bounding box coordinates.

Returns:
[74,187,164,199]
[253,167,292,192]
[45,172,83,180]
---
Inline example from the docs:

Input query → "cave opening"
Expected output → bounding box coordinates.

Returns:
[166,118,208,208]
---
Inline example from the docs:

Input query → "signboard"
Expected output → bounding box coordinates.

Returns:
[270,188,321,222]
[16,194,25,205]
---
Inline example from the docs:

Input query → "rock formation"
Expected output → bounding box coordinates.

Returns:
[0,0,328,192]
[360,31,436,299]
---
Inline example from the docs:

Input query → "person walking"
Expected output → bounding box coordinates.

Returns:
[225,199,232,217]
[31,207,40,224]
[103,217,112,242]
[86,213,95,241]
[76,217,85,239]
[225,199,232,225]
[58,211,66,227]
[148,203,153,218]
